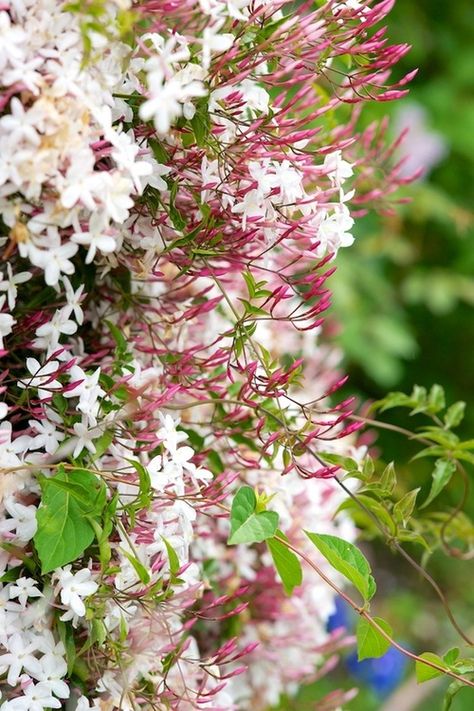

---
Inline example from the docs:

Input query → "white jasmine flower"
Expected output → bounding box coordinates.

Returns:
[62,277,85,325]
[157,414,188,454]
[140,71,206,135]
[0,632,42,686]
[18,359,61,400]
[34,307,77,353]
[65,366,105,425]
[33,653,69,699]
[72,213,117,264]
[201,24,234,70]
[110,132,153,193]
[5,680,62,710]
[72,418,101,458]
[9,578,43,608]
[33,240,78,287]
[0,97,39,147]
[140,158,171,192]
[55,566,98,618]
[27,418,65,455]
[60,152,101,211]
[0,11,26,72]
[0,296,15,350]
[0,264,32,310]
[1,498,38,543]
[323,150,354,187]
[97,173,134,224]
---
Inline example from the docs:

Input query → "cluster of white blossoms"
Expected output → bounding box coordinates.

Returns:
[0,0,410,708]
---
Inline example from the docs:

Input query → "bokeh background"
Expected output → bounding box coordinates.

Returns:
[280,1,474,708]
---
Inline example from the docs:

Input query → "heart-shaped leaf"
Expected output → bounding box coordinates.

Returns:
[34,466,106,573]
[416,652,447,683]
[356,616,392,661]
[228,486,278,545]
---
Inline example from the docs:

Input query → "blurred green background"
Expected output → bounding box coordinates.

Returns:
[281,1,474,709]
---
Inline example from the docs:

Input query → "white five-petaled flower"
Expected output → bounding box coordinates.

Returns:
[0,632,42,686]
[8,577,43,607]
[34,307,77,353]
[0,263,32,310]
[0,498,38,543]
[72,213,117,264]
[62,276,85,325]
[55,566,98,618]
[72,418,101,458]
[157,414,188,455]
[32,239,78,288]
[18,358,61,400]
[4,680,63,710]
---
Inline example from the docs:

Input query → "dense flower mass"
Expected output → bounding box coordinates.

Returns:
[0,1,413,709]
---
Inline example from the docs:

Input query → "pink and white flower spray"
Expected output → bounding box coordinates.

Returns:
[0,1,415,709]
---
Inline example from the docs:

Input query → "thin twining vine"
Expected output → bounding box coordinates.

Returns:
[151,387,474,648]
[219,490,474,690]
[278,536,474,688]
[261,403,474,647]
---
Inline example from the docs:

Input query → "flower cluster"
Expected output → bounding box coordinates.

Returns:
[0,1,412,709]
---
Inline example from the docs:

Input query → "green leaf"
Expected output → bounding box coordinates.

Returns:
[162,536,180,576]
[421,459,456,509]
[119,547,150,585]
[427,384,446,414]
[444,401,466,430]
[0,566,22,583]
[149,138,169,164]
[337,494,397,535]
[304,532,376,602]
[190,99,210,147]
[443,679,470,711]
[88,518,111,570]
[267,532,303,596]
[443,647,460,665]
[356,617,392,661]
[39,468,107,516]
[90,429,114,460]
[57,619,76,675]
[127,459,152,512]
[34,467,106,573]
[416,652,447,683]
[318,451,358,472]
[228,486,279,545]
[105,319,128,352]
[379,462,397,496]
[393,488,420,526]
[207,450,224,474]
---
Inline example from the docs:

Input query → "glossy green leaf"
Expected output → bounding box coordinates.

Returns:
[34,467,106,573]
[444,401,466,429]
[267,532,303,596]
[228,486,279,545]
[443,647,460,665]
[416,652,447,683]
[162,536,180,576]
[119,547,150,585]
[421,459,456,509]
[379,462,397,495]
[393,488,420,526]
[304,532,376,602]
[356,617,392,661]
